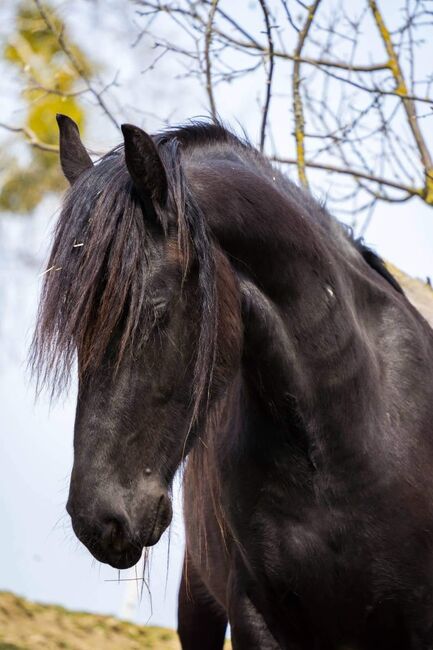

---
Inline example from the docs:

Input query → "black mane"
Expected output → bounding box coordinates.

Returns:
[161,121,403,295]
[354,237,404,294]
[31,125,218,420]
[157,119,242,149]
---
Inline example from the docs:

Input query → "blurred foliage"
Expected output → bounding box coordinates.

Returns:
[0,1,94,214]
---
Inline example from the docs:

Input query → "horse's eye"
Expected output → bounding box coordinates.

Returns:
[151,296,168,319]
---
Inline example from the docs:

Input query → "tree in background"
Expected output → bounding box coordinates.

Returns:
[1,0,432,232]
[132,0,433,231]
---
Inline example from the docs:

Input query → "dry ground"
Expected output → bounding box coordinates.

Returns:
[0,591,231,650]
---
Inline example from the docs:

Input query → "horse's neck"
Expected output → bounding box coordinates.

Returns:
[236,264,386,483]
[240,267,376,415]
[192,160,385,454]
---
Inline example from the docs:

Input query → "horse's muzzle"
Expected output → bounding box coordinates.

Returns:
[67,488,172,570]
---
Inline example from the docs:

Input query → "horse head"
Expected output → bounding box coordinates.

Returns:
[33,116,241,569]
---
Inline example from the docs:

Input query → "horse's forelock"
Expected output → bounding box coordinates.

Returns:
[31,137,221,423]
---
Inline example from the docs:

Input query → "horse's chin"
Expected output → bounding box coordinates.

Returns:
[92,545,143,570]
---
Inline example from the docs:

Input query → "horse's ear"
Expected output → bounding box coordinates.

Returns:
[121,124,168,207]
[56,114,93,185]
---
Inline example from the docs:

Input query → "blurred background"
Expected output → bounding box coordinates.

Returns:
[1,0,432,636]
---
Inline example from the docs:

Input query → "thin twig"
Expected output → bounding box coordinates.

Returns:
[204,0,218,120]
[272,155,422,197]
[258,0,275,152]
[293,0,322,188]
[0,122,58,152]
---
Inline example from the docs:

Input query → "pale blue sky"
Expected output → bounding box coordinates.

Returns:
[0,0,432,631]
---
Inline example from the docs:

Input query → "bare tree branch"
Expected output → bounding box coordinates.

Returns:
[272,154,422,198]
[204,0,219,120]
[258,0,275,151]
[138,2,390,72]
[0,122,58,152]
[369,0,433,204]
[293,0,322,188]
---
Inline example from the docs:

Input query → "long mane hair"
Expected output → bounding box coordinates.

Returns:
[30,127,231,426]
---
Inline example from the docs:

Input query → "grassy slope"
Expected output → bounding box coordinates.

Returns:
[0,591,232,650]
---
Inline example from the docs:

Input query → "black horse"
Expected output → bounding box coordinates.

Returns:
[32,114,433,649]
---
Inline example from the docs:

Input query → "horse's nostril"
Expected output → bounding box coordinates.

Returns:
[102,517,129,554]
